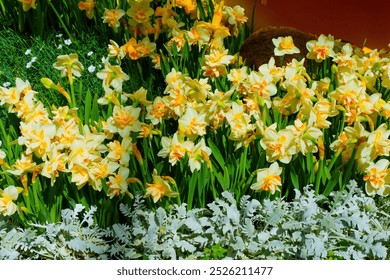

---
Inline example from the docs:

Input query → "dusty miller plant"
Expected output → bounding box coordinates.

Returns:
[0,205,109,259]
[104,180,389,260]
[0,181,388,260]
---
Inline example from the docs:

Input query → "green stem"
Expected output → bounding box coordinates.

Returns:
[342,147,358,188]
[327,152,340,172]
[47,0,76,44]
[338,111,346,135]
[70,82,76,109]
[315,159,323,195]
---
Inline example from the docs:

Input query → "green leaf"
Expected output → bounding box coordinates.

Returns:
[91,90,99,123]
[187,174,197,210]
[290,169,300,189]
[207,139,225,168]
[84,88,92,125]
[222,166,230,190]
[323,171,342,197]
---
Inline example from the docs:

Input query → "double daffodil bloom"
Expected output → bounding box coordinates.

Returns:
[306,34,335,62]
[363,159,390,197]
[251,162,283,195]
[107,167,132,198]
[78,0,96,19]
[178,107,207,141]
[96,61,129,92]
[102,8,125,30]
[0,186,23,216]
[158,132,194,166]
[126,1,154,23]
[260,123,297,164]
[145,169,179,203]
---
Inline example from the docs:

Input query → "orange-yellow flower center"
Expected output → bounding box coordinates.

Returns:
[262,175,281,191]
[280,37,295,50]
[114,112,135,128]
[313,45,330,59]
[364,167,386,189]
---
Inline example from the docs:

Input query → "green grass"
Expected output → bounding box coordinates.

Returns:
[0,29,109,109]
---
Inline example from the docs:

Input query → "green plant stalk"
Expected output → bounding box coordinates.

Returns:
[18,5,25,33]
[84,88,92,126]
[327,151,341,172]
[241,170,256,195]
[70,82,77,109]
[186,167,197,209]
[315,159,324,195]
[341,147,358,188]
[197,164,208,207]
[47,0,77,45]
[338,111,346,135]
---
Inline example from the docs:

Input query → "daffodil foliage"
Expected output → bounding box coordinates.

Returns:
[0,0,389,227]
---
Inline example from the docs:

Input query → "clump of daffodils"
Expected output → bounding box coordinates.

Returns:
[2,0,390,220]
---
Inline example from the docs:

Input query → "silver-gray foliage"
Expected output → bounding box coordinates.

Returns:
[0,181,388,259]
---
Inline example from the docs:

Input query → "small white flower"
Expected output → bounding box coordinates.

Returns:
[26,62,32,69]
[88,65,96,73]
[56,33,63,38]
[2,82,11,87]
[24,49,31,55]
[31,57,37,63]
[64,39,72,45]
[57,44,63,49]
[87,51,94,56]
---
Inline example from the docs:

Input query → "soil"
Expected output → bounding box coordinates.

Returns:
[239,26,317,69]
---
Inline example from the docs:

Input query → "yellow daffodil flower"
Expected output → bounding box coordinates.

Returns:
[0,186,23,216]
[53,54,84,85]
[108,40,126,65]
[106,136,133,166]
[145,169,179,203]
[88,159,120,192]
[18,0,37,12]
[158,132,193,166]
[363,159,390,197]
[174,0,197,15]
[250,162,283,194]
[41,146,68,186]
[146,96,169,125]
[272,36,300,56]
[306,34,335,62]
[126,1,154,23]
[78,0,96,19]
[202,47,234,78]
[102,8,125,29]
[260,123,297,164]
[96,61,129,92]
[107,167,130,198]
[187,138,212,172]
[178,107,207,141]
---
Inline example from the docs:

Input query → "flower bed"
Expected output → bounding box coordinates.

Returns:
[1,181,388,260]
[0,0,389,259]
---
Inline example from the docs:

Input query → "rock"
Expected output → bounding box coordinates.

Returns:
[239,26,317,69]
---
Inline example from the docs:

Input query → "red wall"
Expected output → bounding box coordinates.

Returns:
[228,0,389,50]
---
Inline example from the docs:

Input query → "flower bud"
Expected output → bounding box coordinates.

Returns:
[40,78,56,90]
